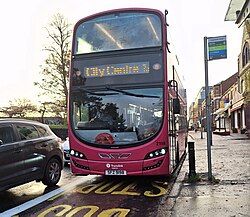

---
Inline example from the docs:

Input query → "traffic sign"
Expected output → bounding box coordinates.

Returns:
[208,36,227,60]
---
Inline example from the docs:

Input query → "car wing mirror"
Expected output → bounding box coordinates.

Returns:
[0,140,3,145]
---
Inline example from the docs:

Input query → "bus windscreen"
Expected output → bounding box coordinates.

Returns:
[71,87,163,146]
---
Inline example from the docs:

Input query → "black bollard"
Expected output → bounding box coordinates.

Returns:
[188,141,196,177]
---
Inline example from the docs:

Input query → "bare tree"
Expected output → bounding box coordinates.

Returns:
[35,14,72,118]
[0,98,37,118]
[38,100,66,123]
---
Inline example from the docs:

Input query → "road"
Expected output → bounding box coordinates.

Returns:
[1,133,248,217]
[0,164,180,217]
[0,166,77,213]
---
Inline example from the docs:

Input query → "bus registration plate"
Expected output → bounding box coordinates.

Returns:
[105,170,127,175]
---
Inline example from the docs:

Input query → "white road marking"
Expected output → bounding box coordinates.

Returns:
[0,177,92,217]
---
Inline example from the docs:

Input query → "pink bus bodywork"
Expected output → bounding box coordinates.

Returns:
[68,8,187,176]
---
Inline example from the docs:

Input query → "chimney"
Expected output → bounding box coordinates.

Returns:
[236,10,241,18]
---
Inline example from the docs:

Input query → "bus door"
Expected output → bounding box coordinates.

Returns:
[168,80,180,170]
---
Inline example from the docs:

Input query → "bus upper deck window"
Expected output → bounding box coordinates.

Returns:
[74,12,162,54]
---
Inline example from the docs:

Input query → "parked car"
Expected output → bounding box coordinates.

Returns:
[0,118,63,191]
[61,137,70,166]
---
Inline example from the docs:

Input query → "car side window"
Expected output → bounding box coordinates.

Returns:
[36,126,50,137]
[0,126,15,144]
[16,124,39,140]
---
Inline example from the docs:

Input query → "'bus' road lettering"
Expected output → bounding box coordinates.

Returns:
[75,181,105,194]
[144,182,168,197]
[76,181,167,197]
[37,205,130,217]
[94,181,125,194]
[112,182,140,196]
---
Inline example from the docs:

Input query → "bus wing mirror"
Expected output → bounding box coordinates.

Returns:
[165,10,169,26]
[173,98,180,114]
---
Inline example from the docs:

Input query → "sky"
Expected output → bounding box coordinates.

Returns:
[0,0,242,108]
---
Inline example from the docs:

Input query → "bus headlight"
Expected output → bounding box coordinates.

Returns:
[145,148,167,159]
[70,149,86,159]
[153,63,161,70]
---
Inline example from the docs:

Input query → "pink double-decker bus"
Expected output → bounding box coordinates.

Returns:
[68,8,187,176]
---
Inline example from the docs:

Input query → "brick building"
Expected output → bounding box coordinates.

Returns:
[212,72,238,132]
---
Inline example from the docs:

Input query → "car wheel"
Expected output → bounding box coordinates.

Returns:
[42,158,62,187]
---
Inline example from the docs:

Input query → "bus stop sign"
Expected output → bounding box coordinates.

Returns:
[208,36,227,61]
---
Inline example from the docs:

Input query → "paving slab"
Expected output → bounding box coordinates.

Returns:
[169,132,250,217]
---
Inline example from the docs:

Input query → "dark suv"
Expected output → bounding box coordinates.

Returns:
[0,119,63,191]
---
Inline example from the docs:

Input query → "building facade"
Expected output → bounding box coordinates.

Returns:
[231,20,250,134]
[212,72,238,133]
[228,0,250,135]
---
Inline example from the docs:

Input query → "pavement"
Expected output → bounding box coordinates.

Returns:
[160,131,250,217]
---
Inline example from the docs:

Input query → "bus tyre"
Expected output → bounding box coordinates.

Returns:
[42,158,62,187]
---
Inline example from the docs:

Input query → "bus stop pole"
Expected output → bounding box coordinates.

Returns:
[204,37,212,181]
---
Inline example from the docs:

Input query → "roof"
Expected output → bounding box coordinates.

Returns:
[0,118,44,125]
[225,0,245,21]
[221,72,238,95]
[235,0,250,25]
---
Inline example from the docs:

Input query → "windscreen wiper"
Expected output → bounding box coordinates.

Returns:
[72,87,118,96]
[105,86,160,98]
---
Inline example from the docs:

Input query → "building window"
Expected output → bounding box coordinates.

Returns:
[240,79,245,93]
[242,42,249,67]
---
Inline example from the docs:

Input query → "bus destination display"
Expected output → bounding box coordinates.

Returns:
[84,62,150,78]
